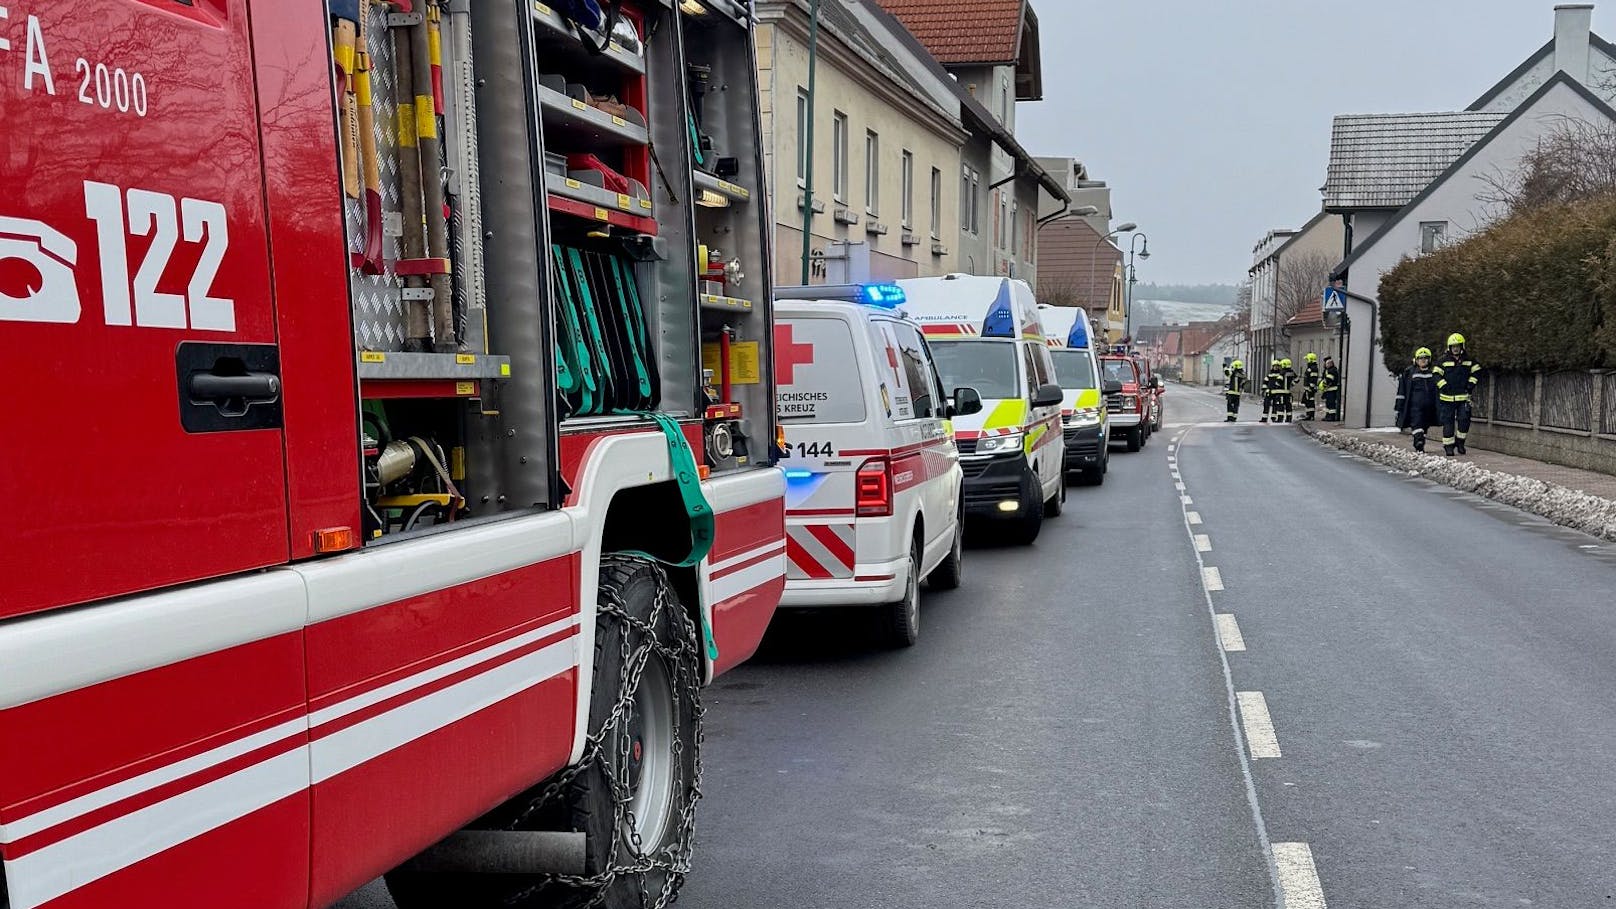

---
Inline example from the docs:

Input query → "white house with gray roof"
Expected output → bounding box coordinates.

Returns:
[1323,4,1616,427]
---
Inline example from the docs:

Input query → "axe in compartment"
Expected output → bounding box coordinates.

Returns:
[389,2,432,350]
[411,4,456,351]
[331,0,362,198]
[353,0,385,274]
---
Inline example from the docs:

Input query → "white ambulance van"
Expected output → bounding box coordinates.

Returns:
[897,274,1066,544]
[1037,305,1120,485]
[772,283,982,646]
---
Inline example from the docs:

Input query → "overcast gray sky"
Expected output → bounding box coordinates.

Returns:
[1017,1,1616,285]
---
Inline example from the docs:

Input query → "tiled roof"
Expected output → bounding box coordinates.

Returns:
[1033,216,1120,313]
[1287,301,1324,327]
[873,0,1025,65]
[1322,112,1506,210]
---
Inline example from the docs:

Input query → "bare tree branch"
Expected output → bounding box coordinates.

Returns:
[1477,116,1616,211]
[1273,250,1335,326]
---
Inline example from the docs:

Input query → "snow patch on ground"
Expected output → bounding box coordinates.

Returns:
[1313,430,1616,543]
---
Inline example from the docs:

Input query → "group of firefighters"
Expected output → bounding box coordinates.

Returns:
[1216,334,1481,457]
[1221,352,1341,423]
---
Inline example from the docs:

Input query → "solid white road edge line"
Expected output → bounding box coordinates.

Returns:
[1216,614,1245,651]
[1173,422,1290,909]
[1237,691,1282,759]
[1273,842,1328,908]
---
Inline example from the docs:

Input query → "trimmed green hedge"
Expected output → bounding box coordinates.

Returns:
[1378,193,1616,374]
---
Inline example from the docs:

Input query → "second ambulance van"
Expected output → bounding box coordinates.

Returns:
[897,274,1066,544]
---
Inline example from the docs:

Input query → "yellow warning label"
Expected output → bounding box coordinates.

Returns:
[639,199,653,210]
[565,178,582,189]
[593,207,609,221]
[500,363,512,377]
[455,353,476,365]
[611,115,627,127]
[455,381,476,396]
[616,193,631,210]
[535,2,552,15]
[570,98,587,111]
[361,351,386,363]
[702,341,762,385]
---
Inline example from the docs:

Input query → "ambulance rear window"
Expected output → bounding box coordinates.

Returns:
[776,317,866,423]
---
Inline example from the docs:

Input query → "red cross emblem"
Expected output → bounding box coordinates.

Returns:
[774,323,815,385]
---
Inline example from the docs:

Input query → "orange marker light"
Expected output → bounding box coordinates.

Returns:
[313,526,358,553]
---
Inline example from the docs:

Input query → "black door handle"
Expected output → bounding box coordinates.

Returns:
[176,342,284,432]
[190,372,281,402]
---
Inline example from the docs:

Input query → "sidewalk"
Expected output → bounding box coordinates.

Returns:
[1298,421,1616,541]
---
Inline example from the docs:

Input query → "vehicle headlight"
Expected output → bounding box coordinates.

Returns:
[1069,407,1102,427]
[976,433,1025,454]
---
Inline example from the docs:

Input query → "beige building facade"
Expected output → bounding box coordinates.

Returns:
[756,2,968,285]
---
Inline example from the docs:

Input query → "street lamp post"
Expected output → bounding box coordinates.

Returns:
[1086,221,1136,342]
[1124,231,1149,343]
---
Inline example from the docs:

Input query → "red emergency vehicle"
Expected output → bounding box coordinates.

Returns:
[0,1,781,907]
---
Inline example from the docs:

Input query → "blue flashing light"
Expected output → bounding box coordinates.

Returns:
[1066,319,1091,350]
[861,283,907,307]
[980,279,1016,338]
[784,469,814,481]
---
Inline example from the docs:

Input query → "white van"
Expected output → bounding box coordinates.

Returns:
[897,274,1066,544]
[1037,304,1116,485]
[772,283,982,647]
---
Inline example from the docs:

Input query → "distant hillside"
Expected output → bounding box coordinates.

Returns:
[1135,299,1238,328]
[1133,283,1239,307]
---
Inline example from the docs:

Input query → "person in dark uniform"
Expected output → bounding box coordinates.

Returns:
[1279,357,1297,423]
[1434,332,1480,456]
[1319,356,1341,421]
[1260,358,1282,423]
[1395,346,1440,452]
[1224,359,1245,422]
[1300,352,1321,420]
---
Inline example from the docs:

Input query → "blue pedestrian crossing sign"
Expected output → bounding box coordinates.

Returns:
[1322,286,1347,313]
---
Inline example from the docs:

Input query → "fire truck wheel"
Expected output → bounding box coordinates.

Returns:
[1125,428,1142,452]
[567,555,702,908]
[382,556,700,909]
[882,539,922,648]
[926,511,964,591]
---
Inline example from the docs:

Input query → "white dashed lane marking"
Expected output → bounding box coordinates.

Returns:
[1273,842,1328,908]
[1194,534,1212,552]
[1202,566,1223,590]
[1181,495,1193,505]
[1216,613,1246,651]
[1237,691,1281,758]
[1187,511,1203,525]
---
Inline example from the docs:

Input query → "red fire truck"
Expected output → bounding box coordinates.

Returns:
[0,1,782,907]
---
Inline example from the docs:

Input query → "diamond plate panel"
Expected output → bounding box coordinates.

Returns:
[347,3,412,352]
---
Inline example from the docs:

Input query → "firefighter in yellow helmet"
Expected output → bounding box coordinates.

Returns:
[1319,356,1342,420]
[1278,357,1297,423]
[1260,358,1283,423]
[1224,359,1245,422]
[1434,332,1480,455]
[1395,346,1439,452]
[1300,352,1321,420]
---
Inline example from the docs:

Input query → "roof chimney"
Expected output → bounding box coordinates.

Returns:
[1554,4,1594,83]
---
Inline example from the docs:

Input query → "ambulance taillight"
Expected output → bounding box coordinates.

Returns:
[855,458,893,517]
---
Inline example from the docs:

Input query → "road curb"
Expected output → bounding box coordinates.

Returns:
[1300,422,1616,542]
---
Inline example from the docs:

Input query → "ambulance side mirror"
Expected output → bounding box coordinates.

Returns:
[1032,383,1064,408]
[949,387,983,418]
[1103,380,1124,395]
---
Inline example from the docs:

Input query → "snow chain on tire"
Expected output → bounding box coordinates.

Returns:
[504,558,705,909]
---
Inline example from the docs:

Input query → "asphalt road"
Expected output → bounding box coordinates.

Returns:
[338,382,1616,908]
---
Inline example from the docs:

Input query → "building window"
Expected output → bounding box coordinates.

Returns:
[960,165,979,234]
[795,88,808,187]
[865,130,879,215]
[930,166,941,238]
[900,150,914,228]
[831,111,848,202]
[1420,221,1447,253]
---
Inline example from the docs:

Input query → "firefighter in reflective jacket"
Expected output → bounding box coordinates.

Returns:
[1395,346,1440,452]
[1279,357,1297,423]
[1319,356,1341,420]
[1224,359,1245,422]
[1434,332,1480,456]
[1300,352,1321,420]
[1260,359,1283,423]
